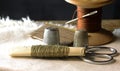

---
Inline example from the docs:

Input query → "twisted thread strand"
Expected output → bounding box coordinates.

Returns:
[31,45,70,57]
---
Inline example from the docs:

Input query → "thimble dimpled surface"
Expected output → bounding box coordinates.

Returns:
[43,27,60,45]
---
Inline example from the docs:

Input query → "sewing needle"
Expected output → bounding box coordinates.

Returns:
[65,11,98,24]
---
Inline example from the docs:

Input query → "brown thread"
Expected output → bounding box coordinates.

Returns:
[72,9,77,20]
[77,6,102,32]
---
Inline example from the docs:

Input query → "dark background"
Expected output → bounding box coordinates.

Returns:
[0,0,120,20]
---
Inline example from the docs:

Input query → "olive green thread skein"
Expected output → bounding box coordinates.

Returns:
[31,45,70,57]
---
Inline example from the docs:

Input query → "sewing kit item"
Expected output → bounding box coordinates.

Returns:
[31,23,74,46]
[43,27,60,45]
[10,45,85,57]
[10,45,117,65]
[65,11,98,24]
[65,0,113,8]
[65,0,114,45]
[73,30,88,47]
[82,47,117,65]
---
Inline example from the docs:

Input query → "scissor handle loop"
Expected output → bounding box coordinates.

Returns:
[81,54,114,65]
[86,47,117,57]
[82,47,118,64]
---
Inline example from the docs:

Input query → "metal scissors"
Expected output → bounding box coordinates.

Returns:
[81,47,117,65]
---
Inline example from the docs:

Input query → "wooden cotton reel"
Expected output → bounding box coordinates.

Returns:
[65,0,114,46]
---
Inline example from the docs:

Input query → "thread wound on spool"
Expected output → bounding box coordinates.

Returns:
[77,6,102,32]
[31,45,70,57]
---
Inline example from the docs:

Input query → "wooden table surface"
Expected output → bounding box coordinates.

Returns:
[0,20,120,71]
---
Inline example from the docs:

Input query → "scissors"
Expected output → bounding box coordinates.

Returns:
[81,47,117,65]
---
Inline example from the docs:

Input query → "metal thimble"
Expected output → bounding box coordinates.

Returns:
[73,30,88,47]
[43,27,60,45]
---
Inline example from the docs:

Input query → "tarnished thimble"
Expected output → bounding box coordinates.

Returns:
[43,27,60,45]
[73,30,88,47]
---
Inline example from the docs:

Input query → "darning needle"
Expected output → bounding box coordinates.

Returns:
[65,11,98,24]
